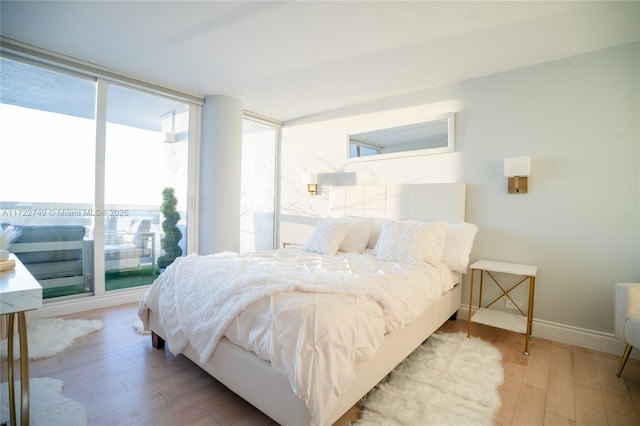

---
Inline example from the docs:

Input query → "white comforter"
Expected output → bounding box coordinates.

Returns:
[138,248,454,425]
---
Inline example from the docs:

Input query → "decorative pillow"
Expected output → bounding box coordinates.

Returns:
[303,218,352,256]
[367,218,386,250]
[375,220,448,265]
[441,222,479,273]
[338,217,374,253]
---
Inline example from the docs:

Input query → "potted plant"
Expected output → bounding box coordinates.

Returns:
[157,187,182,270]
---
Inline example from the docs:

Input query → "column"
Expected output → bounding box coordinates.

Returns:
[199,95,243,254]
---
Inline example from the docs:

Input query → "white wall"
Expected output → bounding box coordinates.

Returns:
[279,42,639,336]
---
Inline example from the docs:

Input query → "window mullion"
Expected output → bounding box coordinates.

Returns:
[186,105,201,255]
[92,79,108,295]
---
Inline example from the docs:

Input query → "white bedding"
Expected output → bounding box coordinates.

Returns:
[138,248,455,425]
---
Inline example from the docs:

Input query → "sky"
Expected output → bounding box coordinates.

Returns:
[0,104,183,208]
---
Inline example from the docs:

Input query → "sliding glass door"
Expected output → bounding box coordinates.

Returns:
[1,50,281,300]
[240,118,278,252]
[1,54,198,300]
[103,84,190,290]
[0,57,96,298]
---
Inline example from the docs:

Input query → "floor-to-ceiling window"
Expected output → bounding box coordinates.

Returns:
[0,57,97,298]
[240,118,279,252]
[1,44,283,304]
[0,49,200,300]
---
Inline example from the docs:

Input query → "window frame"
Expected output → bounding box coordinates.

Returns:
[1,37,282,316]
[1,40,202,305]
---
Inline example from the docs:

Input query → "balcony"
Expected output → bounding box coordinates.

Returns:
[1,202,180,299]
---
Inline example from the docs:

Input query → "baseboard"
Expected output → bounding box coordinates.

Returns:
[27,287,148,320]
[458,304,639,360]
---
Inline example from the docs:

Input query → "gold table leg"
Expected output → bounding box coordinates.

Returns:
[523,276,536,356]
[18,311,30,425]
[7,313,16,426]
[467,268,476,337]
[4,312,30,426]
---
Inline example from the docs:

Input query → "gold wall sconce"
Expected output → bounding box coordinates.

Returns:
[504,156,531,194]
[301,171,318,195]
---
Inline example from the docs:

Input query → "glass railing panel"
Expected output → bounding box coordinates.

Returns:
[1,202,95,299]
[103,206,161,291]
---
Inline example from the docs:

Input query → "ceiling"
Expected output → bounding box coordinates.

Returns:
[1,1,638,122]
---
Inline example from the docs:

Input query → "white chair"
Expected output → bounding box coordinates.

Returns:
[615,283,640,377]
[104,219,156,275]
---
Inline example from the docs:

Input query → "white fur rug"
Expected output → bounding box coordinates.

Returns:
[132,319,150,335]
[0,378,87,425]
[356,332,504,425]
[0,318,104,360]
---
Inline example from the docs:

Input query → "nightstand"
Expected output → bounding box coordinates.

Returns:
[466,259,538,355]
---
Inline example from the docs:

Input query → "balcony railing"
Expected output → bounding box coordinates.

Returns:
[1,201,177,299]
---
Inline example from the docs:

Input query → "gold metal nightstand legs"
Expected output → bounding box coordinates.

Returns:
[466,268,477,338]
[524,276,536,355]
[5,312,30,426]
[467,267,536,356]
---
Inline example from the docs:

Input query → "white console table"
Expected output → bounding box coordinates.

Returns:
[466,259,538,355]
[1,254,43,426]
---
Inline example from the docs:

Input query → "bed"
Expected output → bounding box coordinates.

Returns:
[138,183,477,425]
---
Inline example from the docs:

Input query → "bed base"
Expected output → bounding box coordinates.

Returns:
[147,283,461,426]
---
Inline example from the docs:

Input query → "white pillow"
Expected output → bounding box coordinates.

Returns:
[442,222,479,273]
[375,220,448,265]
[367,218,385,250]
[303,218,352,256]
[339,217,374,253]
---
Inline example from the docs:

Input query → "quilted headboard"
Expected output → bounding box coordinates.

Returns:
[328,183,466,222]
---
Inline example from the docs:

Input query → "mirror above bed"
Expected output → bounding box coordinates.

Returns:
[347,112,455,162]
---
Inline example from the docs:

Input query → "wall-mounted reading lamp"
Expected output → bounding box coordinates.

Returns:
[301,171,318,195]
[504,156,531,194]
[162,111,177,143]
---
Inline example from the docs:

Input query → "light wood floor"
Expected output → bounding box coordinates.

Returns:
[2,303,639,425]
[439,319,640,426]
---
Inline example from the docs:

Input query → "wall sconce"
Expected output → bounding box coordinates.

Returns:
[162,111,177,143]
[504,156,531,194]
[301,171,318,195]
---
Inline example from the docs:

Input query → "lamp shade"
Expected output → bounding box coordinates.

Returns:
[504,156,531,177]
[301,171,317,185]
